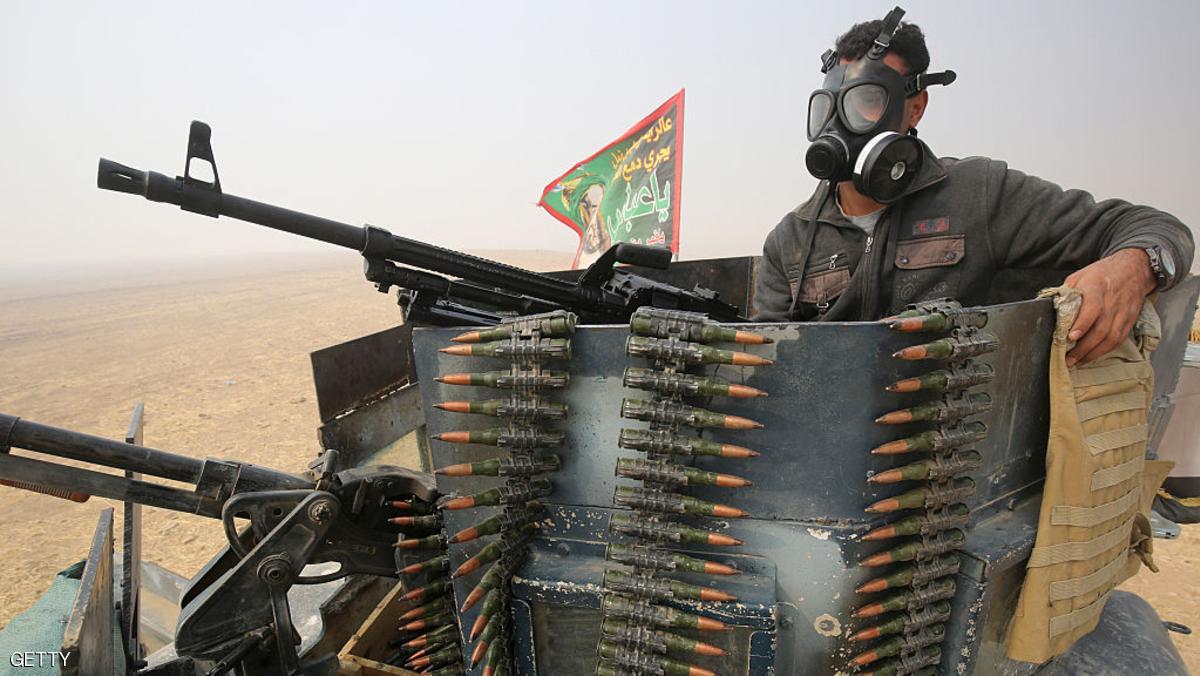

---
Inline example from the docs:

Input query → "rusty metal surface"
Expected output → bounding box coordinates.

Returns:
[62,508,116,676]
[317,381,427,471]
[311,323,414,423]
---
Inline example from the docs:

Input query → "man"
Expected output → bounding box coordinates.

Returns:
[753,8,1193,366]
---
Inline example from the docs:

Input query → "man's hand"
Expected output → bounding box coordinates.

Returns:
[1063,248,1157,366]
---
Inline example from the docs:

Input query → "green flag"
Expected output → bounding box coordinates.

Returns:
[538,90,684,269]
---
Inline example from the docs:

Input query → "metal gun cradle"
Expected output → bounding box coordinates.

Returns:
[1,121,1195,675]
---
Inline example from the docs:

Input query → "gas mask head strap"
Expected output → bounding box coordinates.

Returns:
[818,7,904,73]
[820,6,958,97]
[868,6,907,60]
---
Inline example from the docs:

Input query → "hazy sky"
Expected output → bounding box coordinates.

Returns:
[1,1,1197,274]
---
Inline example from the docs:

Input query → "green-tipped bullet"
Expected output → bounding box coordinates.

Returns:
[630,307,773,345]
[407,643,463,670]
[862,505,970,541]
[607,544,738,576]
[451,311,577,343]
[443,479,553,510]
[597,641,716,676]
[892,331,998,361]
[851,577,956,618]
[389,499,435,514]
[398,555,449,577]
[407,637,454,662]
[393,533,447,550]
[436,370,569,389]
[399,594,453,622]
[618,428,760,458]
[860,530,967,567]
[857,646,941,676]
[435,397,568,421]
[470,613,502,666]
[857,554,961,593]
[849,601,951,642]
[448,506,543,544]
[461,553,525,612]
[480,635,502,676]
[451,525,536,578]
[875,392,993,425]
[616,457,752,488]
[601,596,726,632]
[603,570,737,603]
[438,454,560,477]
[888,308,987,333]
[440,337,571,359]
[609,513,743,546]
[388,513,443,530]
[885,361,995,393]
[871,422,987,455]
[622,398,763,430]
[614,486,748,518]
[399,611,454,633]
[847,625,945,667]
[626,335,772,366]
[399,623,457,649]
[868,451,982,485]
[470,588,509,640]
[623,367,768,398]
[434,427,564,450]
[600,618,727,657]
[865,478,975,513]
[400,579,452,604]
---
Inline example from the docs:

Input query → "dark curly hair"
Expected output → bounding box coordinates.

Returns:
[835,20,930,75]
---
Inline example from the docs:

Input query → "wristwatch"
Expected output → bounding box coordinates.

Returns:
[1143,245,1175,290]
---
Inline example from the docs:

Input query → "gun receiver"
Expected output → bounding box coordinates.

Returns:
[97,121,744,325]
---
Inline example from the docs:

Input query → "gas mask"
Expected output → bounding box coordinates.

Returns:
[805,6,955,203]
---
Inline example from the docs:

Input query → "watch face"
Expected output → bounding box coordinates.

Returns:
[1161,248,1176,278]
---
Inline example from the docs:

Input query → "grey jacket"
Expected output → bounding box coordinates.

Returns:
[752,143,1194,321]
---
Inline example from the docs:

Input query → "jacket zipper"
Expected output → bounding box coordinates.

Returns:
[858,219,886,318]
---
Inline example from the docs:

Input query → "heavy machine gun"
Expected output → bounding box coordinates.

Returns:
[96,121,744,326]
[0,412,434,675]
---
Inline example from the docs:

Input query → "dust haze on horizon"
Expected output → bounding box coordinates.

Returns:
[1,1,1197,278]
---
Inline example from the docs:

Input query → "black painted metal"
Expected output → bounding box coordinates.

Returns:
[122,402,145,667]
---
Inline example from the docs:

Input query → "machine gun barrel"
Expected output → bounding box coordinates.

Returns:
[96,121,744,324]
[0,412,312,517]
[97,158,592,310]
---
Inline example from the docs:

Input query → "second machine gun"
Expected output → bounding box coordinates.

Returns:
[96,121,744,327]
[0,412,435,675]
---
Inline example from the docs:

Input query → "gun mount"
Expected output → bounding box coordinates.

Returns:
[0,121,1195,676]
[0,413,434,673]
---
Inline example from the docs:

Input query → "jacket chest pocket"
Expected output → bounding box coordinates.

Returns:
[788,253,852,316]
[895,234,964,269]
[892,234,966,309]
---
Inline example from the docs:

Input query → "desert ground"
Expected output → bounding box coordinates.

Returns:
[0,250,1196,670]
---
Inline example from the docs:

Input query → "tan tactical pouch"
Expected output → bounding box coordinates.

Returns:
[1005,287,1172,663]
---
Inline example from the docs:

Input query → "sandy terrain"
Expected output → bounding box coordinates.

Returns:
[0,250,1196,671]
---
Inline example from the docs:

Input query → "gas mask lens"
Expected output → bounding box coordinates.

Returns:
[842,84,889,133]
[807,91,834,141]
